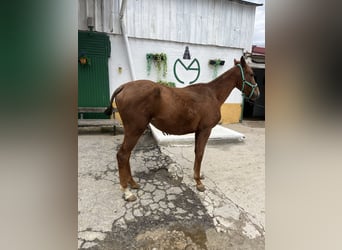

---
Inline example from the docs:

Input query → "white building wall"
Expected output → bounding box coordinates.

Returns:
[108,35,244,104]
[78,0,120,33]
[79,0,257,50]
[79,0,259,105]
[125,0,256,50]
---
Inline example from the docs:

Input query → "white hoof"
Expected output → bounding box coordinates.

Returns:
[121,186,137,202]
[123,193,137,202]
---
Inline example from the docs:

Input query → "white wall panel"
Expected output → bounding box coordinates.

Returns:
[78,0,120,33]
[125,0,256,50]
[108,35,244,103]
[78,0,258,50]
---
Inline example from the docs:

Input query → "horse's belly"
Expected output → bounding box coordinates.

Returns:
[150,119,197,135]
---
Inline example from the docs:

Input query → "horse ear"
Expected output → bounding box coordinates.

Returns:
[240,56,246,67]
[234,59,238,65]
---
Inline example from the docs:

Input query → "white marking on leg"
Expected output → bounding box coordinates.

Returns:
[120,186,136,201]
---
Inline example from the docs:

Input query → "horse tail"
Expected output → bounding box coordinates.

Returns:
[104,85,124,116]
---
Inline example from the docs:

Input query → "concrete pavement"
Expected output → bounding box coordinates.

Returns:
[78,122,265,249]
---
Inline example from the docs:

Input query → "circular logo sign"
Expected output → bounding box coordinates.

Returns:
[173,59,200,84]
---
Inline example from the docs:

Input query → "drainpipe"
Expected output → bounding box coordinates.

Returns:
[119,0,136,80]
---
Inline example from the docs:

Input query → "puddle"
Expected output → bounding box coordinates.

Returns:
[169,223,208,249]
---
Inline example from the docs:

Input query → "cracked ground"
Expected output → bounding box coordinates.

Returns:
[78,123,265,249]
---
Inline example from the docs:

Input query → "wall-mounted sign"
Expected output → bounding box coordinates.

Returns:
[173,58,200,85]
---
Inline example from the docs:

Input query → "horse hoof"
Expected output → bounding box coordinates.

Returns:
[196,184,206,192]
[123,193,137,202]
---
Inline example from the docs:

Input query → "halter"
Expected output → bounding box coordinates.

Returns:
[236,64,258,99]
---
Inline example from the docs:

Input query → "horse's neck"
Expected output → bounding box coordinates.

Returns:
[208,67,238,104]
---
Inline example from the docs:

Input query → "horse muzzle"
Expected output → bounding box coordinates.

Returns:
[250,88,260,101]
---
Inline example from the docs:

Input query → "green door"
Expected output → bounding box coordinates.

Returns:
[78,31,111,119]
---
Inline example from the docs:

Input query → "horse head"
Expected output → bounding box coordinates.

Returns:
[234,56,260,101]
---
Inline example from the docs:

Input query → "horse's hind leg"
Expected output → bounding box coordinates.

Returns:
[127,162,140,189]
[117,126,146,201]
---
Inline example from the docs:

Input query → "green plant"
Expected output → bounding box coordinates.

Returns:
[158,53,168,78]
[209,59,225,78]
[146,53,168,80]
[157,80,175,88]
[146,53,154,76]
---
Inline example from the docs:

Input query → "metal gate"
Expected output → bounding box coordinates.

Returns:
[78,31,111,119]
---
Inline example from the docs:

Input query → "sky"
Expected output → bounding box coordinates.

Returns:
[249,0,265,47]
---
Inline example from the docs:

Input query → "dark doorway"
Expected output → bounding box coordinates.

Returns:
[243,68,265,120]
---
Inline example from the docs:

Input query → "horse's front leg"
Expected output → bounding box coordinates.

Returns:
[194,128,212,191]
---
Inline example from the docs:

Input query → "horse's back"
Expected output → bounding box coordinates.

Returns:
[116,80,160,101]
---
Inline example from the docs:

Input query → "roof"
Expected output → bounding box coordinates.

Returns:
[229,0,263,7]
[252,45,265,55]
[244,45,265,67]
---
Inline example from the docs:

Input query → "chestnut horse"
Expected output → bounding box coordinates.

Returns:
[105,56,260,201]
